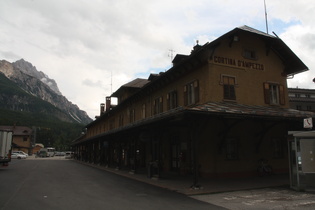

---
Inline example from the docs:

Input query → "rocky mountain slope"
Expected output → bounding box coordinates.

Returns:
[0,59,92,124]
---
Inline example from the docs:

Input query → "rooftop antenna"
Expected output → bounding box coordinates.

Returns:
[264,0,269,34]
[110,70,113,94]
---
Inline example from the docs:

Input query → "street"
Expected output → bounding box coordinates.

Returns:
[0,157,224,210]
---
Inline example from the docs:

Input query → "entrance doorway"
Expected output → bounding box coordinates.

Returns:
[171,142,180,170]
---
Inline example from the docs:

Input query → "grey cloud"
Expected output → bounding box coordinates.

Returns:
[82,79,103,88]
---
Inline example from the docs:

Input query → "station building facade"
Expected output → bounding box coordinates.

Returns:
[72,26,315,182]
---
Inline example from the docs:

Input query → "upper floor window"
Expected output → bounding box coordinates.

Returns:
[263,83,285,105]
[142,104,146,119]
[153,97,163,115]
[184,80,199,106]
[129,109,135,123]
[243,49,257,60]
[305,94,311,98]
[167,90,178,110]
[222,76,236,100]
[109,119,115,130]
[119,114,124,127]
[295,94,300,98]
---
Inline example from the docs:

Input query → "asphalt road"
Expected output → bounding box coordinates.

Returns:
[0,158,225,210]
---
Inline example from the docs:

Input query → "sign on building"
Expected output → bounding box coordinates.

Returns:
[304,118,313,129]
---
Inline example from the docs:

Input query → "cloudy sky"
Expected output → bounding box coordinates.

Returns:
[1,0,315,119]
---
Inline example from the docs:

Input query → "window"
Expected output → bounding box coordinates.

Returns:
[119,115,124,127]
[226,138,238,160]
[307,106,312,111]
[129,109,135,123]
[270,84,279,104]
[109,119,115,130]
[263,83,285,105]
[23,137,28,142]
[167,90,178,110]
[184,80,199,106]
[222,76,236,100]
[142,104,146,119]
[296,105,302,110]
[295,94,300,98]
[153,97,163,115]
[305,94,311,98]
[243,49,257,60]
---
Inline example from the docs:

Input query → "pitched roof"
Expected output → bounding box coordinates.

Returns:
[111,78,149,97]
[237,25,275,38]
[0,126,32,135]
[213,25,308,76]
[121,78,149,88]
[75,101,313,144]
[188,101,315,119]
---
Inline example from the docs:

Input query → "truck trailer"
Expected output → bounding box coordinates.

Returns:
[0,130,13,166]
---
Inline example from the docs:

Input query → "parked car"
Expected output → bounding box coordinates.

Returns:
[65,151,73,159]
[11,152,27,159]
[12,151,28,157]
[55,151,65,156]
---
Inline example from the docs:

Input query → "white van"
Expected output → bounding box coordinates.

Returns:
[13,151,28,157]
[65,151,74,159]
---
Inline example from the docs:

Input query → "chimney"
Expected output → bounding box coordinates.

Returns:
[100,103,105,115]
[106,97,111,112]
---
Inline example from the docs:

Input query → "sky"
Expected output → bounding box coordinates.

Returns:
[1,0,315,119]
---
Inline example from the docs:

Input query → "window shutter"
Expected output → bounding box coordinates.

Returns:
[184,85,188,106]
[174,91,178,107]
[279,85,285,105]
[230,86,236,100]
[160,96,163,113]
[166,93,170,110]
[263,83,270,104]
[194,80,199,103]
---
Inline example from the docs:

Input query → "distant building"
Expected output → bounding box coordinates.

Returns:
[0,125,33,155]
[288,88,315,112]
[72,26,315,184]
[32,143,44,154]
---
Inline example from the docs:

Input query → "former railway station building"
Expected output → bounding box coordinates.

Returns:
[72,26,315,185]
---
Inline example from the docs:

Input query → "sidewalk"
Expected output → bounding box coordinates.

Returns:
[78,161,289,195]
[80,162,315,209]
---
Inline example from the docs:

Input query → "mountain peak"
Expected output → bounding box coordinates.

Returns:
[12,59,62,95]
[0,59,92,124]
